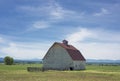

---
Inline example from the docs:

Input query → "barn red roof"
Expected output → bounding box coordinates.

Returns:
[55,42,86,61]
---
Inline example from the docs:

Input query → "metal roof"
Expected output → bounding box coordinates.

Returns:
[43,42,86,61]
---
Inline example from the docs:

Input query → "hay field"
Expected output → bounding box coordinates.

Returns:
[0,64,120,81]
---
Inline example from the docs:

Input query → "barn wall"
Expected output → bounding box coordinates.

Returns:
[73,61,86,70]
[43,44,73,70]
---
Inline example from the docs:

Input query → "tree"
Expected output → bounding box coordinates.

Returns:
[4,56,14,65]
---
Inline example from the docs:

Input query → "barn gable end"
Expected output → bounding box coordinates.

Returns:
[43,43,73,70]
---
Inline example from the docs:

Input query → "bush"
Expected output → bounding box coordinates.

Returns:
[4,56,14,65]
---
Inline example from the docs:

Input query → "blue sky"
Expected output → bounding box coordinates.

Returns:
[0,0,120,60]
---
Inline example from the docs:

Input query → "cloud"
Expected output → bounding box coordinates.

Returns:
[0,34,56,60]
[32,21,50,29]
[0,35,52,59]
[91,29,120,42]
[25,21,50,32]
[1,27,120,60]
[18,1,79,20]
[0,37,4,43]
[74,42,120,60]
[93,8,110,16]
[1,42,51,60]
[65,27,120,60]
[66,27,120,43]
[18,6,48,16]
[49,2,64,19]
[18,1,82,32]
[17,0,90,34]
[66,28,93,43]
[48,1,77,19]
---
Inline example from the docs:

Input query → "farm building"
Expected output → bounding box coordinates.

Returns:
[43,40,86,70]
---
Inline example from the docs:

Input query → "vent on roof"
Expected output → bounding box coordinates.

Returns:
[62,40,68,45]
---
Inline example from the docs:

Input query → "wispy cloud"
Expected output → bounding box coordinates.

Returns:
[49,2,64,19]
[18,6,48,16]
[32,21,50,29]
[48,1,77,19]
[18,1,82,32]
[93,8,110,16]
[18,1,80,20]
[0,37,4,43]
[24,21,51,32]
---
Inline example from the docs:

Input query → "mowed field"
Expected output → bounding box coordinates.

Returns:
[0,64,120,81]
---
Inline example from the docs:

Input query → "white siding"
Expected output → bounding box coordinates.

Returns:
[73,61,86,70]
[43,44,73,70]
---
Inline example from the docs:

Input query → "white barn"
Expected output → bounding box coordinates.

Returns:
[43,40,86,70]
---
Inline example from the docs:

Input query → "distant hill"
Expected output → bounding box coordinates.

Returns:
[86,59,120,64]
[0,58,4,63]
[14,58,42,64]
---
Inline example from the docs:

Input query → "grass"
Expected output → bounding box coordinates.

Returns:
[0,64,120,81]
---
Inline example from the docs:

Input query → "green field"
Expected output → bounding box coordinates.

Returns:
[0,64,120,81]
